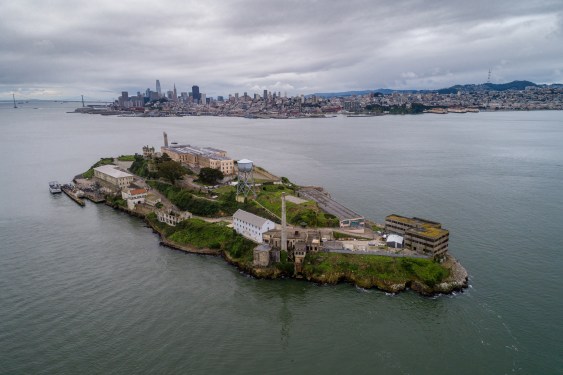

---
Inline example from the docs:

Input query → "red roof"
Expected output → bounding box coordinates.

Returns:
[130,188,147,195]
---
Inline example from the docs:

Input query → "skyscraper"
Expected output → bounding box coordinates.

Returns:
[156,80,161,96]
[192,85,200,103]
[173,83,177,101]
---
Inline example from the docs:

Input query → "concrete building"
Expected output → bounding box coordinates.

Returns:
[263,228,323,253]
[385,214,449,259]
[386,234,404,249]
[142,145,155,158]
[121,187,148,210]
[253,244,271,267]
[93,165,134,189]
[156,209,192,226]
[233,209,276,243]
[161,144,235,175]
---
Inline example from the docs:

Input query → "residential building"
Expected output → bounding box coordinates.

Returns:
[233,209,276,243]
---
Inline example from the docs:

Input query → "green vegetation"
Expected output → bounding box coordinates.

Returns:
[157,160,187,183]
[117,155,136,161]
[148,181,241,217]
[198,167,224,185]
[302,253,449,287]
[255,184,339,227]
[129,154,192,181]
[106,195,126,208]
[82,157,115,178]
[371,224,382,232]
[146,214,255,264]
[129,155,151,177]
[275,251,294,274]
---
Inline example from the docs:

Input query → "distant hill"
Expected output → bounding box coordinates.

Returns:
[312,80,539,98]
[436,80,537,94]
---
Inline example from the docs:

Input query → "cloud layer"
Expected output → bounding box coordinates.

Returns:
[1,0,562,100]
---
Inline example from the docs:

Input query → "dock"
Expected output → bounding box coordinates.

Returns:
[61,185,85,206]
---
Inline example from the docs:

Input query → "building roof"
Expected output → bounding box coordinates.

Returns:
[408,226,449,240]
[94,164,134,179]
[386,234,404,244]
[129,188,147,195]
[234,209,272,228]
[163,145,232,161]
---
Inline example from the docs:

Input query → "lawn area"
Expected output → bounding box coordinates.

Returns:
[117,155,136,161]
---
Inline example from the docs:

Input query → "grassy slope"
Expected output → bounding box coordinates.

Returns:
[303,252,449,287]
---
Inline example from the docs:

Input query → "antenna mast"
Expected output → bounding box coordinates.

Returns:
[487,69,492,84]
[81,95,85,107]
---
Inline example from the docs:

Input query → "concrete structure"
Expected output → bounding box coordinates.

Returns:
[281,193,287,251]
[93,165,134,189]
[161,143,235,175]
[385,214,449,259]
[298,187,365,230]
[233,209,276,243]
[144,193,161,207]
[263,228,323,253]
[293,242,307,274]
[121,187,148,210]
[253,244,271,267]
[386,234,404,249]
[156,209,192,227]
[142,145,155,158]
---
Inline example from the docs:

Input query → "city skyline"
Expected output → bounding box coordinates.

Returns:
[1,0,562,100]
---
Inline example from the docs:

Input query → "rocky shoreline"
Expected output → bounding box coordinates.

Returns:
[101,202,469,296]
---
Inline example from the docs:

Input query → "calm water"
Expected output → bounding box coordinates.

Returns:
[0,102,562,374]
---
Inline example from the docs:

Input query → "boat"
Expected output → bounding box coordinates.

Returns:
[49,181,62,194]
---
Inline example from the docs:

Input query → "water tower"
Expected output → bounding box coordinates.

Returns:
[236,159,255,198]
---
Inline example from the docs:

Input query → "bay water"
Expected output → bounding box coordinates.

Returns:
[0,102,562,374]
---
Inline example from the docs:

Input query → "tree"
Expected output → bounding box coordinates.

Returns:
[199,167,224,185]
[158,160,185,184]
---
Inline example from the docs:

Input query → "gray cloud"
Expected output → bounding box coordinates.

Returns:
[0,0,562,100]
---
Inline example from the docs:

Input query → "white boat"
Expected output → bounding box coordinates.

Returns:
[49,181,62,194]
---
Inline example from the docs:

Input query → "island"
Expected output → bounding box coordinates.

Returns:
[63,133,468,296]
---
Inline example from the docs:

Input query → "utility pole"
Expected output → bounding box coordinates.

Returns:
[81,95,85,107]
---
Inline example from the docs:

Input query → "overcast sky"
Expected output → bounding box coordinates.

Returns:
[1,0,562,100]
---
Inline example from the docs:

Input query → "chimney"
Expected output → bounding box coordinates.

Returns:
[281,193,287,251]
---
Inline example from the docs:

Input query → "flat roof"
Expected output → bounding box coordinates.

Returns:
[94,165,134,179]
[163,145,232,161]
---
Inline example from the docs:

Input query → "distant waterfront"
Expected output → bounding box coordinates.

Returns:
[1,102,562,374]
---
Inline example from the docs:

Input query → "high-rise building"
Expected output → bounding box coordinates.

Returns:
[263,89,268,101]
[173,84,177,102]
[200,93,206,104]
[156,80,161,96]
[192,85,200,103]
